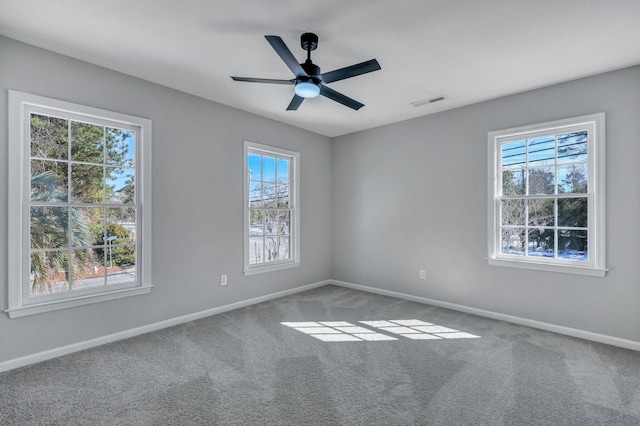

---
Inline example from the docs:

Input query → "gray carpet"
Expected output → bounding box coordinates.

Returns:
[2,285,640,425]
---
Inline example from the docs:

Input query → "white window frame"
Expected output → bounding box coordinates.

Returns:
[243,141,300,275]
[487,113,606,277]
[7,91,152,318]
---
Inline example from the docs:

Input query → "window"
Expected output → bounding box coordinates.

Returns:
[487,113,605,276]
[7,91,152,318]
[243,141,299,274]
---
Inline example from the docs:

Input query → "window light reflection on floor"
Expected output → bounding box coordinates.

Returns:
[281,319,480,342]
[359,320,480,340]
[281,321,397,342]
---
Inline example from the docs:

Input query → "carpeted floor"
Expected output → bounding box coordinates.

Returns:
[2,284,640,425]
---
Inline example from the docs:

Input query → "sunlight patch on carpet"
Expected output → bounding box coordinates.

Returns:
[281,321,397,342]
[281,319,480,342]
[361,320,480,340]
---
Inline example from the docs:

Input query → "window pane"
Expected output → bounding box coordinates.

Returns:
[528,167,555,195]
[107,207,137,245]
[527,136,555,167]
[277,158,289,183]
[106,247,136,285]
[71,207,102,247]
[528,228,555,257]
[262,156,276,182]
[30,161,68,201]
[30,114,68,160]
[249,209,266,264]
[276,235,291,261]
[250,210,264,235]
[265,210,290,234]
[501,199,525,226]
[558,131,587,163]
[106,128,135,166]
[71,163,104,203]
[106,167,135,203]
[248,153,261,179]
[30,206,69,249]
[264,211,278,236]
[558,197,588,228]
[558,230,588,261]
[262,182,277,208]
[558,164,587,193]
[249,181,262,207]
[30,250,68,295]
[528,198,554,227]
[71,121,103,163]
[91,208,138,275]
[502,168,525,196]
[277,183,289,207]
[249,236,265,264]
[501,228,525,255]
[501,140,526,167]
[70,248,103,290]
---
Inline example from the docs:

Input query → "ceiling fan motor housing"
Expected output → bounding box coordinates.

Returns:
[301,62,320,78]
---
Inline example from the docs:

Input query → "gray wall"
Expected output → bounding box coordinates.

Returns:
[0,36,332,363]
[332,65,640,343]
[2,34,640,364]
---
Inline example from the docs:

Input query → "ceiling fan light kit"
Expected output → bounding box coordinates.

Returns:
[231,32,380,111]
[294,77,320,98]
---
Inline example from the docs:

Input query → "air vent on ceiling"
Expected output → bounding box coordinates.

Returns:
[410,95,448,107]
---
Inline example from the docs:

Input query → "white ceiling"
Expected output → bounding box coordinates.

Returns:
[1,0,640,137]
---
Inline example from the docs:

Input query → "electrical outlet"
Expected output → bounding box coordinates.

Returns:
[220,275,227,286]
[419,270,426,280]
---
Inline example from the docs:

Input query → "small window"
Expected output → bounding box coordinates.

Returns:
[487,113,606,276]
[243,141,300,274]
[8,91,152,318]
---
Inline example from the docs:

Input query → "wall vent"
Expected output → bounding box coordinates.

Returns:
[410,95,447,107]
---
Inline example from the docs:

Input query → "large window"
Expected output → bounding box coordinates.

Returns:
[243,141,299,274]
[8,91,152,318]
[487,113,605,276]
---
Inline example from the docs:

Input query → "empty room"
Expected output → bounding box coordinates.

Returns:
[2,1,640,424]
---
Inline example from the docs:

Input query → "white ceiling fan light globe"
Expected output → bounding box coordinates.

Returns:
[295,80,320,98]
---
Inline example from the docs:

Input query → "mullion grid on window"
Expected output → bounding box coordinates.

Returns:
[28,116,104,294]
[248,150,291,265]
[499,131,589,262]
[9,91,151,317]
[28,113,138,299]
[489,113,604,275]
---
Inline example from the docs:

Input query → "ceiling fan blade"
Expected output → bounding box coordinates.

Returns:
[231,76,294,85]
[286,95,304,111]
[319,59,381,84]
[265,35,307,78]
[319,85,364,110]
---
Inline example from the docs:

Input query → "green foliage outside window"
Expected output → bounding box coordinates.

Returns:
[29,113,136,294]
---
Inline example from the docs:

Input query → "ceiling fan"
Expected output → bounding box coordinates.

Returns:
[231,32,381,111]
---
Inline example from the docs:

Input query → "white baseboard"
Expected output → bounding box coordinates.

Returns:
[3,278,637,374]
[330,280,640,352]
[0,280,330,373]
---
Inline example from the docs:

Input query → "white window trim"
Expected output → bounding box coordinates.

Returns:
[487,113,606,277]
[243,141,300,275]
[7,91,152,318]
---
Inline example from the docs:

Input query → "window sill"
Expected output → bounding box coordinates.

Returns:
[5,285,153,319]
[488,258,607,277]
[243,261,300,276]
